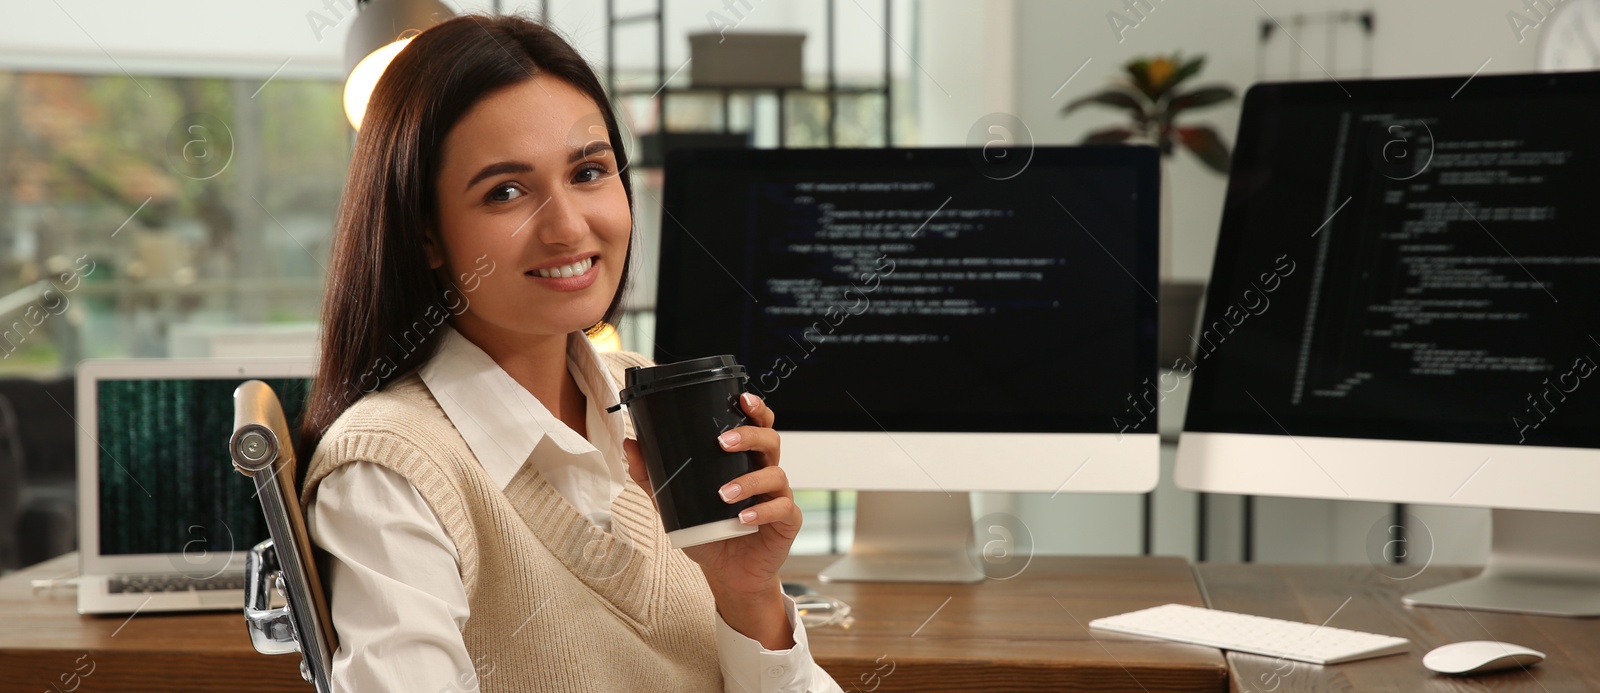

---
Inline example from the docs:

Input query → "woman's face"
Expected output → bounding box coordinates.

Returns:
[430,74,630,343]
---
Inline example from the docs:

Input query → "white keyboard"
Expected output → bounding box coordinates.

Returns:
[1090,603,1411,665]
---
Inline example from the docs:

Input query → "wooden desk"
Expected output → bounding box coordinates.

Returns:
[780,554,1226,692]
[0,553,306,692]
[1197,564,1600,692]
[1,553,1226,692]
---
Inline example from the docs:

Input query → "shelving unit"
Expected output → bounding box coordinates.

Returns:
[604,0,894,153]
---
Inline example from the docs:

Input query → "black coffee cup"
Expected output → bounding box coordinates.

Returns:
[606,355,760,549]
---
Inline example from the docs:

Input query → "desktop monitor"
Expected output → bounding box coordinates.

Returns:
[657,146,1160,582]
[1176,70,1600,616]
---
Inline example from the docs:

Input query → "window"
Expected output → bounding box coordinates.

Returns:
[0,72,348,374]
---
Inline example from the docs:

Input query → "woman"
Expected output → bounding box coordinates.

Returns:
[297,14,844,692]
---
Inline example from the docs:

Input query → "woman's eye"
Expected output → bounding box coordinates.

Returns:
[574,164,609,184]
[488,184,524,203]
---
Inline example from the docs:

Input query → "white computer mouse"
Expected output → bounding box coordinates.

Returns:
[1423,640,1546,675]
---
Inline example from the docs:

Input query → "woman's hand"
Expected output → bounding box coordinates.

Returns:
[623,391,800,649]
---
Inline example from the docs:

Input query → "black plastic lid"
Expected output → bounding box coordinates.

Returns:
[605,354,747,412]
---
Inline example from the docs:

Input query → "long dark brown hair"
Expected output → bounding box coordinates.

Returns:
[297,13,634,471]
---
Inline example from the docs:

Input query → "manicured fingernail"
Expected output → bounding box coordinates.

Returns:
[719,483,741,502]
[741,392,757,407]
[739,509,757,524]
[719,430,741,448]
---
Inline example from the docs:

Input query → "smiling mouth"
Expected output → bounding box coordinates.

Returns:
[527,255,598,279]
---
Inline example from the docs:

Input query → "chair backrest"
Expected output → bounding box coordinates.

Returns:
[230,379,336,692]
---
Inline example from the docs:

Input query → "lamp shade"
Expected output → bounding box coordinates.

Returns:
[343,0,454,130]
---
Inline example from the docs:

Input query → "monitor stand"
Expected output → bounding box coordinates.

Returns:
[1401,508,1600,617]
[817,491,985,583]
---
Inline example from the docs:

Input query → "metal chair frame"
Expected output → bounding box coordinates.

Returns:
[230,380,337,692]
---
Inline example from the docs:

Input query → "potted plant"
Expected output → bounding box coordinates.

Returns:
[1062,54,1235,174]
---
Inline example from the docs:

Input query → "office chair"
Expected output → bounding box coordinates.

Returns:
[230,380,336,693]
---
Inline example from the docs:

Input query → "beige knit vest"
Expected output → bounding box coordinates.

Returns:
[302,351,724,692]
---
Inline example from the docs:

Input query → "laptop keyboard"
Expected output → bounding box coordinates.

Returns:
[108,573,247,594]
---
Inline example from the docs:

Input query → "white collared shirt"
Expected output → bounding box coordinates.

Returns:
[306,324,842,692]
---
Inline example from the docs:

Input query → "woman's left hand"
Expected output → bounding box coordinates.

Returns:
[623,391,800,597]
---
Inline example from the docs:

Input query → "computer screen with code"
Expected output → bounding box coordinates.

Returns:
[96,377,309,555]
[657,147,1158,434]
[1184,71,1600,449]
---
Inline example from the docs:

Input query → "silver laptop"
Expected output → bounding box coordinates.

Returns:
[76,357,313,614]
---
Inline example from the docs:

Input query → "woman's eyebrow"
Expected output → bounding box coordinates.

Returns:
[573,141,612,162]
[462,143,613,192]
[465,161,532,192]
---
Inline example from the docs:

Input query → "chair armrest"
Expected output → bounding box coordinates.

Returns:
[243,538,299,656]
